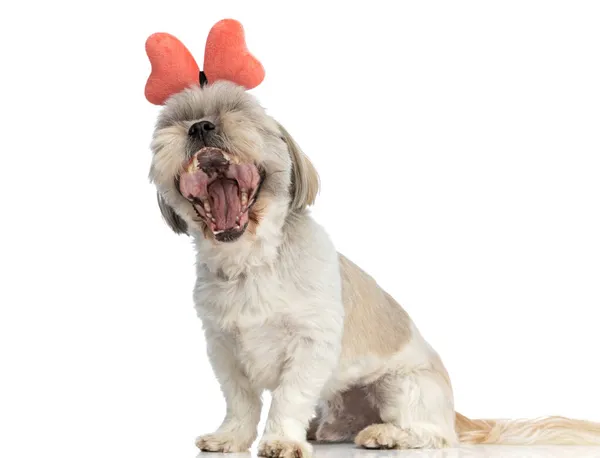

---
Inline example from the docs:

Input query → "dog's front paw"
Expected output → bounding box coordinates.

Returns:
[195,432,252,453]
[258,436,312,458]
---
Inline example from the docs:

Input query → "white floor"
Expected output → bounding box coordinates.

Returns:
[197,444,600,458]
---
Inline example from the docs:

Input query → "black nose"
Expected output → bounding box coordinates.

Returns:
[188,120,215,138]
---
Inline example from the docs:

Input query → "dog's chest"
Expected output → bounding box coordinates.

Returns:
[230,320,293,389]
[195,269,300,389]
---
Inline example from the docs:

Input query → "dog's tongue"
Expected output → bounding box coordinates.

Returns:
[208,179,241,230]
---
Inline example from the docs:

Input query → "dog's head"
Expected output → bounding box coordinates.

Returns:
[149,81,319,243]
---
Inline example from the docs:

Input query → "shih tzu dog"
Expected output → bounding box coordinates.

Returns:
[149,81,600,457]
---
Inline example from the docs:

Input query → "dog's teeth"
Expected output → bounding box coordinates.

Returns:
[235,216,240,224]
[203,201,211,213]
[187,156,200,172]
[241,191,248,207]
[213,229,224,235]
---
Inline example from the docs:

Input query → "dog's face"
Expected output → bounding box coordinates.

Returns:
[149,81,319,243]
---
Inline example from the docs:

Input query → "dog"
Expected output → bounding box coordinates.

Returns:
[149,80,600,457]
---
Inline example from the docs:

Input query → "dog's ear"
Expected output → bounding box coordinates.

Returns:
[277,123,320,211]
[157,193,188,234]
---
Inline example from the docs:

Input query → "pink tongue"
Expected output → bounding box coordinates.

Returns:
[209,179,241,230]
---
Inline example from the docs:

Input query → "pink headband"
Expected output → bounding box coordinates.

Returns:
[145,19,265,105]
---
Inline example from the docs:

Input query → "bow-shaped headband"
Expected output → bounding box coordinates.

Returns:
[145,19,265,105]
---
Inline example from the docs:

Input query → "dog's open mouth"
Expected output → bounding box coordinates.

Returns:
[178,147,263,242]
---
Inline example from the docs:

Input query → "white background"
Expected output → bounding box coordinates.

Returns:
[1,1,599,457]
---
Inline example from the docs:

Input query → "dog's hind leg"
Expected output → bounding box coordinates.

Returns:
[312,386,381,443]
[355,365,458,449]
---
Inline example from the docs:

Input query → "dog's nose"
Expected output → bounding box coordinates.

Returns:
[188,120,215,138]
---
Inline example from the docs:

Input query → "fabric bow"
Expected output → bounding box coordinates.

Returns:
[145,19,265,105]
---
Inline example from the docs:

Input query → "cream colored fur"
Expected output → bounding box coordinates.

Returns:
[149,82,600,457]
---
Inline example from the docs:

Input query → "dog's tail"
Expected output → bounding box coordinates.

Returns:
[456,412,600,445]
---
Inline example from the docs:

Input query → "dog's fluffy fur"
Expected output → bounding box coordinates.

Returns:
[149,81,600,456]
